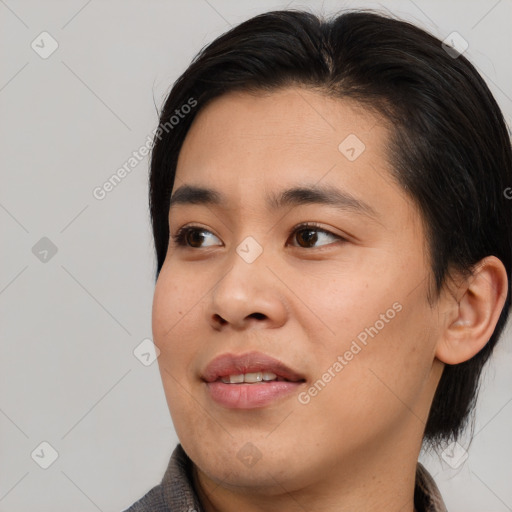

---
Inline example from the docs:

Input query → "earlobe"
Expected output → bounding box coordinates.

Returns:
[435,256,509,365]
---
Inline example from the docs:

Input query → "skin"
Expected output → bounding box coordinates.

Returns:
[151,87,508,512]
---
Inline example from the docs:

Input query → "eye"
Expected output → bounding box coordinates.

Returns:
[171,222,343,249]
[171,226,222,248]
[288,222,344,248]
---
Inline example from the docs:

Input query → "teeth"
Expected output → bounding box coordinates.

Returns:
[221,374,244,384]
[244,372,263,383]
[220,371,278,384]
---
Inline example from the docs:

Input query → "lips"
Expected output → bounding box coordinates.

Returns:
[201,351,306,383]
[201,351,307,409]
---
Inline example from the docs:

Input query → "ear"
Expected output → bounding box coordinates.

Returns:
[435,256,509,365]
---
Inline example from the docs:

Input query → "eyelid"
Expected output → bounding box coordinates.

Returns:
[171,222,346,249]
[172,224,223,248]
[288,221,345,245]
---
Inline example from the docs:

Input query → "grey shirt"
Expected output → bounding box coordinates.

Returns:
[123,444,447,512]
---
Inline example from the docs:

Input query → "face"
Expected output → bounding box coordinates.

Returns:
[152,87,445,495]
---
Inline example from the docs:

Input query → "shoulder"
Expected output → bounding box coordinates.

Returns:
[415,462,448,512]
[122,483,166,512]
[121,443,203,512]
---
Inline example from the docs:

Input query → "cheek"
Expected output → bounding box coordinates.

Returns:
[308,294,436,433]
[152,267,208,437]
[300,262,436,406]
[309,244,434,371]
[152,264,203,373]
[295,270,396,358]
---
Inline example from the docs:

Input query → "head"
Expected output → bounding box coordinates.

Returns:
[149,8,511,497]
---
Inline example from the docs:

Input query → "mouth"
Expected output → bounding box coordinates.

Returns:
[201,350,306,384]
[217,371,293,384]
[201,351,306,409]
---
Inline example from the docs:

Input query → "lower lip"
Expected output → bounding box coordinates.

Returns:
[205,380,303,409]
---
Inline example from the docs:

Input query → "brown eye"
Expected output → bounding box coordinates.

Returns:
[186,229,207,248]
[295,227,319,248]
[171,223,343,250]
[290,223,343,249]
[172,227,222,248]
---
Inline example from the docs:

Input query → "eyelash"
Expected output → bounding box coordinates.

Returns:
[171,222,345,249]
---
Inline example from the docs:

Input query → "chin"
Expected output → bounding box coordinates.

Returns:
[183,434,317,494]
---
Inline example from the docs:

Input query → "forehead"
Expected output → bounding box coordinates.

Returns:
[174,87,407,216]
[176,87,386,176]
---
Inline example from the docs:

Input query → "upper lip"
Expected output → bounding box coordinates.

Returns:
[201,351,306,383]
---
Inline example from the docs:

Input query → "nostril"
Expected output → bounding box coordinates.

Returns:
[249,313,266,320]
[213,314,227,325]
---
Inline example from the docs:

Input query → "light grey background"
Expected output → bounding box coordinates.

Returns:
[1,0,511,511]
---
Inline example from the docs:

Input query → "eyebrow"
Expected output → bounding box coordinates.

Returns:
[168,184,379,219]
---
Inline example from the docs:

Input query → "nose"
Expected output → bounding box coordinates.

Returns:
[208,246,288,331]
